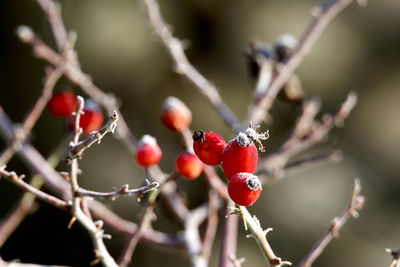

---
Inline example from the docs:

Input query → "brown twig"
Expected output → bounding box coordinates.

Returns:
[0,66,64,166]
[0,256,70,267]
[77,182,159,200]
[258,92,357,178]
[69,111,119,159]
[298,179,365,267]
[68,96,118,267]
[237,206,292,267]
[0,167,69,210]
[140,0,239,130]
[220,199,239,267]
[247,0,356,125]
[200,189,220,262]
[0,106,183,248]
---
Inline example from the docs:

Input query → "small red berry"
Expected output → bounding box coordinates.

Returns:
[161,97,192,132]
[48,91,77,117]
[175,152,203,180]
[80,99,104,135]
[228,172,262,206]
[135,135,162,167]
[221,124,269,180]
[193,130,226,165]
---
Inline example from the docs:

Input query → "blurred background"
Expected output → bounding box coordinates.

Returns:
[0,0,400,266]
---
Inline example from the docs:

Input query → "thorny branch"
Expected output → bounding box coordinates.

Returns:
[247,0,357,125]
[141,0,239,131]
[298,179,365,267]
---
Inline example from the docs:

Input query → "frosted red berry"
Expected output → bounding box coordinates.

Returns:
[48,91,77,118]
[193,131,226,165]
[135,135,162,167]
[228,172,262,206]
[221,124,269,180]
[80,99,104,134]
[161,97,192,132]
[175,152,203,180]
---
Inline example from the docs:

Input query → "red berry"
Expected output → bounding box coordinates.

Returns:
[135,135,162,167]
[193,131,226,165]
[161,97,192,132]
[228,172,262,206]
[80,99,104,134]
[48,91,77,117]
[175,152,203,180]
[221,125,269,180]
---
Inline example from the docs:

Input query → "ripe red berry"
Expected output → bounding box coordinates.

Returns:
[135,135,162,167]
[193,131,226,165]
[175,152,203,180]
[48,91,77,118]
[161,97,192,132]
[228,172,262,206]
[221,125,269,180]
[80,99,104,135]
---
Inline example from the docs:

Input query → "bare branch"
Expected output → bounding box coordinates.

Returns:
[69,111,119,159]
[219,199,239,267]
[140,0,239,130]
[258,92,357,178]
[0,167,69,210]
[298,179,365,267]
[237,206,292,267]
[247,0,356,125]
[77,182,159,200]
[200,190,219,262]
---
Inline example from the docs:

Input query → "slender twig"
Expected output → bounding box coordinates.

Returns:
[247,0,356,125]
[68,96,118,267]
[0,106,182,249]
[35,0,68,52]
[220,199,239,267]
[200,189,220,262]
[140,0,239,130]
[228,254,246,267]
[386,249,400,267]
[259,92,357,178]
[69,111,119,159]
[0,66,64,166]
[237,206,292,267]
[77,182,159,200]
[0,167,69,210]
[0,256,70,267]
[298,179,365,267]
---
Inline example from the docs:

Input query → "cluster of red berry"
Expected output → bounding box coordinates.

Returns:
[193,126,269,206]
[134,96,269,207]
[48,91,104,134]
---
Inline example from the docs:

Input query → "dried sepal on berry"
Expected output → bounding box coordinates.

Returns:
[228,173,262,206]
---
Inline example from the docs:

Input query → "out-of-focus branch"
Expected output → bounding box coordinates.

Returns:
[0,167,69,210]
[35,0,68,52]
[298,179,365,267]
[238,206,292,267]
[220,200,239,267]
[0,256,70,267]
[247,0,356,125]
[140,0,239,130]
[386,249,400,267]
[200,190,219,263]
[258,92,357,179]
[0,66,64,166]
